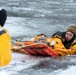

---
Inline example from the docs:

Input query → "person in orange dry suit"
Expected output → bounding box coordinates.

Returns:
[28,34,50,46]
[48,26,76,56]
[21,26,76,56]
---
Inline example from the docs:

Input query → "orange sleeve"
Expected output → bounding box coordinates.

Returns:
[69,43,76,54]
[49,38,70,56]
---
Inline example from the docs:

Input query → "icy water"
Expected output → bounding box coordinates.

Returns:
[0,0,76,75]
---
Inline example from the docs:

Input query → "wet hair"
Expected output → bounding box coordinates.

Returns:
[66,26,76,36]
[70,34,75,41]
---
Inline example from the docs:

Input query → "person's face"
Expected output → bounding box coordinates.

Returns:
[65,31,74,41]
[39,35,47,43]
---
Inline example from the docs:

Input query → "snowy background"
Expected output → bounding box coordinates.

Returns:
[0,0,76,75]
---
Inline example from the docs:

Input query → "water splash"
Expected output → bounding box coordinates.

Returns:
[0,71,10,75]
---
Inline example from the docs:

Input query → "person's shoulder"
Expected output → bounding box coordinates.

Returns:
[52,31,65,37]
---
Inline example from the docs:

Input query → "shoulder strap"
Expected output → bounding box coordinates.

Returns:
[52,32,65,42]
[72,42,76,46]
[0,28,6,35]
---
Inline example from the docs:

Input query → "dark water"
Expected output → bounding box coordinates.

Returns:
[0,0,76,75]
